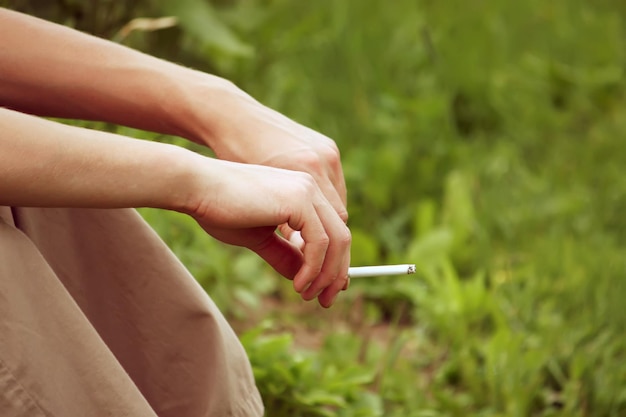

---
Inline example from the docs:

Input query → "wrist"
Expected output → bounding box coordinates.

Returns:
[148,143,208,214]
[168,71,252,149]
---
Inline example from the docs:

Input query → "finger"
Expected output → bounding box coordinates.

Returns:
[316,175,349,223]
[291,208,329,293]
[292,160,347,224]
[306,229,350,308]
[325,149,348,208]
[308,130,348,208]
[308,226,350,305]
[289,230,305,249]
[317,270,349,308]
[300,202,351,301]
[295,132,348,221]
[278,224,305,250]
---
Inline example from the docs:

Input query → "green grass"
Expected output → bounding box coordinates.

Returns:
[161,1,626,414]
[9,0,626,415]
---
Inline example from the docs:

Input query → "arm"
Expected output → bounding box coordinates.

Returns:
[0,8,348,219]
[0,107,191,210]
[0,8,212,139]
[0,8,351,305]
[0,107,350,307]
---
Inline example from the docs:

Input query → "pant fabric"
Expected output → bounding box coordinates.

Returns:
[0,206,264,417]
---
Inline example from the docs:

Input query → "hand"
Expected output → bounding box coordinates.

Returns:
[0,9,351,304]
[184,157,351,307]
[195,85,348,225]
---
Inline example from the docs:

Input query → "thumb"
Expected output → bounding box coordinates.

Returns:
[251,232,304,280]
[278,224,305,250]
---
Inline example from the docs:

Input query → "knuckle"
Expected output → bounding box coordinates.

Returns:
[338,226,352,246]
[296,150,325,175]
[316,234,331,248]
[295,171,317,191]
[277,204,296,225]
[289,173,318,202]
[321,143,341,164]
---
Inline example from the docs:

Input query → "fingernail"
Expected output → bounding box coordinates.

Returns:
[289,231,305,249]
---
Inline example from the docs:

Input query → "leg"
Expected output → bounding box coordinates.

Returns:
[9,207,263,417]
[0,207,158,417]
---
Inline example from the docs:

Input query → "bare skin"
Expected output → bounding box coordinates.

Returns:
[0,8,350,307]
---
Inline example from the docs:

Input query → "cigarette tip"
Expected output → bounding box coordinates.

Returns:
[408,264,416,274]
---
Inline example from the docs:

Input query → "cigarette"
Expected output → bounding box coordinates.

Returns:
[348,264,416,278]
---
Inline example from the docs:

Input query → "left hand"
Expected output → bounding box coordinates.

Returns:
[195,85,348,226]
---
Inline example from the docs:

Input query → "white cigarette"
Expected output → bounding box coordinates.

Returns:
[348,264,416,278]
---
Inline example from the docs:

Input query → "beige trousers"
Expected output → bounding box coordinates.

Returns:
[0,206,264,417]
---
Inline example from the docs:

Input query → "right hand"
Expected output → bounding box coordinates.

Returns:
[184,157,351,308]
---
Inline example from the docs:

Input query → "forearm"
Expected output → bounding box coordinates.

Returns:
[0,107,196,210]
[0,9,351,306]
[0,8,229,144]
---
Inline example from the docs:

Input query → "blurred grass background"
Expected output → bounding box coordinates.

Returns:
[4,0,625,415]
